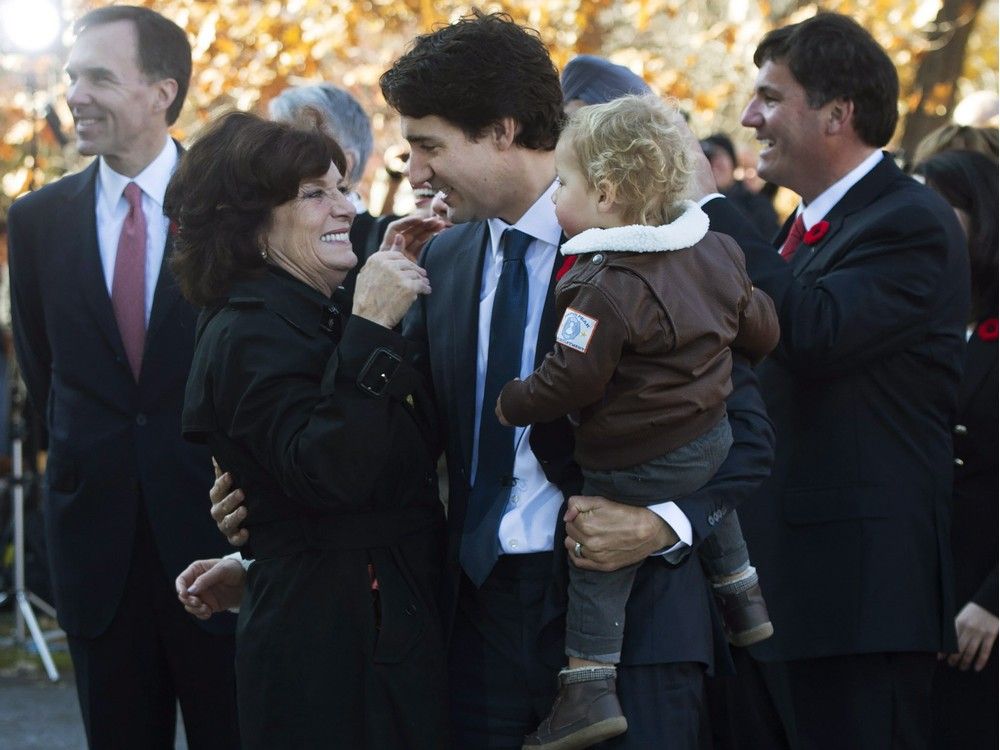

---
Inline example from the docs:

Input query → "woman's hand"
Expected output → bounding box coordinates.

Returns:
[378,215,451,262]
[353,241,432,328]
[210,461,249,547]
[942,601,998,671]
[175,558,246,619]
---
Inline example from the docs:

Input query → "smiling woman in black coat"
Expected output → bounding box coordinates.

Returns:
[915,149,998,749]
[167,112,448,749]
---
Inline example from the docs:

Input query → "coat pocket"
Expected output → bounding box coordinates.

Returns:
[368,547,427,664]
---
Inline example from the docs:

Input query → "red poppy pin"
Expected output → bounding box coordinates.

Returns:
[555,255,577,281]
[976,318,999,342]
[803,220,830,245]
[169,219,179,237]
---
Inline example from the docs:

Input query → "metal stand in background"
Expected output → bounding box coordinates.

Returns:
[0,378,62,681]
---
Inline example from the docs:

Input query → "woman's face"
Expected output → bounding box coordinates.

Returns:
[265,162,357,295]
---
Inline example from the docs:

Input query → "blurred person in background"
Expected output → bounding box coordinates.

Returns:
[913,149,998,750]
[908,122,999,171]
[561,54,652,116]
[701,133,779,238]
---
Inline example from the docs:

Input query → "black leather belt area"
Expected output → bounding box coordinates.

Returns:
[244,507,439,560]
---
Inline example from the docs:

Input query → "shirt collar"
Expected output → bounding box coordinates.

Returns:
[98,135,177,213]
[800,149,883,228]
[486,180,562,259]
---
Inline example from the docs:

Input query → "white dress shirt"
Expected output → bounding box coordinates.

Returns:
[474,182,692,556]
[796,149,883,229]
[95,135,177,323]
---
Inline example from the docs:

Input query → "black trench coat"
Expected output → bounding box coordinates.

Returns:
[183,266,449,749]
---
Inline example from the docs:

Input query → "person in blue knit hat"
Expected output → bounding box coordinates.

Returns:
[561,55,652,115]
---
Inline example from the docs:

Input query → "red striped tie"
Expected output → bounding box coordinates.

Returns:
[112,182,147,381]
[779,214,806,261]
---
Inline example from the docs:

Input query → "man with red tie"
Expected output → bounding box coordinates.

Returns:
[697,13,970,750]
[7,6,238,748]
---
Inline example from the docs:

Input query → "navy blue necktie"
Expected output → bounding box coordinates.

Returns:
[460,228,533,586]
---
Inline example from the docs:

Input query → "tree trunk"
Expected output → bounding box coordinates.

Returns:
[899,0,986,160]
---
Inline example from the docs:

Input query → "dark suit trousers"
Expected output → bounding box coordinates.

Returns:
[448,553,706,750]
[787,653,936,750]
[710,650,935,750]
[67,502,239,750]
[930,649,998,748]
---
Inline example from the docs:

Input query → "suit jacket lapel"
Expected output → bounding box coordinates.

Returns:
[534,235,566,367]
[70,162,131,365]
[446,223,488,475]
[145,141,186,354]
[775,211,796,249]
[793,153,899,279]
[145,237,182,348]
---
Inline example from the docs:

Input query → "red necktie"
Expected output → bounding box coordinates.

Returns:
[779,213,806,261]
[112,182,147,381]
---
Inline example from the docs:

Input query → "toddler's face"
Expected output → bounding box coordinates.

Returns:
[552,137,604,238]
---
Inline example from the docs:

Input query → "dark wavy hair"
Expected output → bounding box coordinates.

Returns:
[75,6,192,126]
[380,11,563,151]
[914,150,999,322]
[165,112,346,307]
[754,13,899,148]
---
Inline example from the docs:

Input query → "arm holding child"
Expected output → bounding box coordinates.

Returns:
[497,281,631,426]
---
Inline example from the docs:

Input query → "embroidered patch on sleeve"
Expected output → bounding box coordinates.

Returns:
[557,307,599,353]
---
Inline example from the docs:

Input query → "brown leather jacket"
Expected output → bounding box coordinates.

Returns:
[499,204,778,470]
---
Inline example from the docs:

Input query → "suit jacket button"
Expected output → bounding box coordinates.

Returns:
[954,457,964,467]
[136,414,147,426]
[953,424,968,435]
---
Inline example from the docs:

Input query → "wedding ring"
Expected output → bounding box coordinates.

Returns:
[573,541,584,559]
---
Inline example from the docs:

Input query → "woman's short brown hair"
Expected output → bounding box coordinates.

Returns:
[166,111,346,307]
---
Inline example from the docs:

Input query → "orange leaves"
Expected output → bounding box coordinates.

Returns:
[0,0,994,205]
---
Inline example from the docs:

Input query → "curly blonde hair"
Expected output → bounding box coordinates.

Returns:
[561,95,692,225]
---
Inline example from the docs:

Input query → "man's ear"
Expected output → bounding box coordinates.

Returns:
[152,78,179,119]
[826,97,855,136]
[491,117,521,150]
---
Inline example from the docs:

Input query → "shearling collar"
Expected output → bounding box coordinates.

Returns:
[559,200,709,256]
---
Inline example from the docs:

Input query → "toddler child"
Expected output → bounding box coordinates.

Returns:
[497,95,780,750]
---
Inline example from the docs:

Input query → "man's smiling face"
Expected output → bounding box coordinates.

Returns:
[401,115,510,224]
[740,59,830,201]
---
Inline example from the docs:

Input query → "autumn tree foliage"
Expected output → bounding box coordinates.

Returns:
[0,0,996,207]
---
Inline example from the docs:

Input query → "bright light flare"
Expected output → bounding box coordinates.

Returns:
[0,0,62,54]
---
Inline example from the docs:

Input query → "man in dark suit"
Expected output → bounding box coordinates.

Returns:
[377,12,775,748]
[7,6,238,748]
[694,14,969,750]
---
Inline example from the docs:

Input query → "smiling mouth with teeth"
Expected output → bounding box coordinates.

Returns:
[320,232,350,243]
